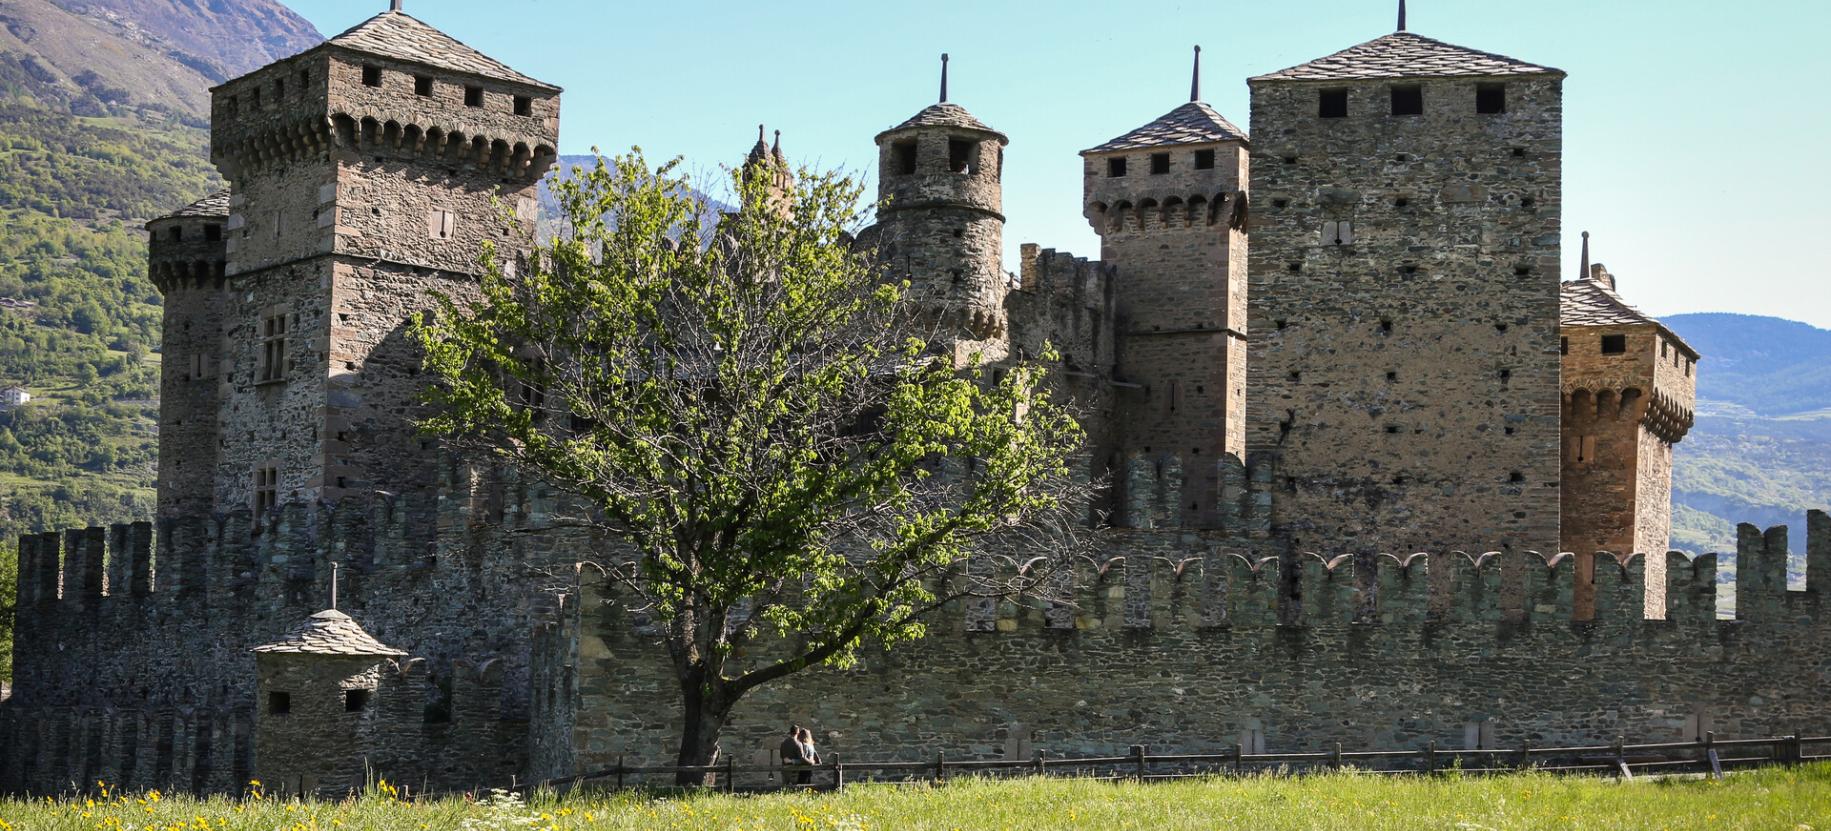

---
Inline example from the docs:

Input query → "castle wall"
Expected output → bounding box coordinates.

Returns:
[571,503,1831,775]
[1007,246,1120,518]
[213,260,332,512]
[0,468,574,796]
[1245,75,1564,555]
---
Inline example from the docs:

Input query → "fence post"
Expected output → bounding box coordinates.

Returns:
[1704,731,1722,780]
[1519,739,1531,771]
[1331,742,1342,770]
[1131,745,1146,781]
[1232,743,1243,775]
[935,751,946,785]
[833,754,844,791]
[615,755,625,790]
[1791,734,1804,767]
[724,755,735,793]
[1613,736,1631,780]
[1425,740,1436,775]
[1033,750,1044,778]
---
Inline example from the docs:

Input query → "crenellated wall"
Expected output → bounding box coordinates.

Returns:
[0,458,581,796]
[572,491,1831,773]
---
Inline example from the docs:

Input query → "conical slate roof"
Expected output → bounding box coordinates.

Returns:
[252,609,406,657]
[1085,101,1248,154]
[1561,278,1698,358]
[1252,32,1561,82]
[879,103,1006,140]
[326,10,557,90]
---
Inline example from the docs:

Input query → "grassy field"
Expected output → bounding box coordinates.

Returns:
[0,766,1826,831]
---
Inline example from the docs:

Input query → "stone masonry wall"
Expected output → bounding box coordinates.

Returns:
[149,216,228,518]
[570,505,1831,779]
[1245,75,1564,556]
[1085,142,1248,527]
[0,461,576,796]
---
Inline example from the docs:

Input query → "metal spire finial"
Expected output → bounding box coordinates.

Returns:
[757,123,765,144]
[330,562,340,611]
[1580,231,1592,281]
[1397,0,1407,31]
[1191,45,1202,102]
[390,0,402,11]
[940,53,950,103]
[772,129,781,151]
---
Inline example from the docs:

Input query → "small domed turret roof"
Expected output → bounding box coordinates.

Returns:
[157,190,231,221]
[252,609,406,657]
[878,103,1007,143]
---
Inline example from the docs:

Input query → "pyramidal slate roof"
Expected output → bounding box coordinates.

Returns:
[1085,101,1248,154]
[880,103,1005,139]
[1561,277,1698,357]
[162,190,230,220]
[326,11,556,90]
[252,610,407,657]
[1252,31,1561,82]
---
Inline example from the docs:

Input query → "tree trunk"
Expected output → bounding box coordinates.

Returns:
[674,671,730,787]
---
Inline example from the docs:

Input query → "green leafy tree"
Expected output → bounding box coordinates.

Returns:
[415,151,1087,782]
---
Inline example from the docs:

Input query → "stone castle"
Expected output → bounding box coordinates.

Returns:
[7,3,1829,797]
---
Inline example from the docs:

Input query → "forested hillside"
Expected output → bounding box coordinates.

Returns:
[0,0,322,680]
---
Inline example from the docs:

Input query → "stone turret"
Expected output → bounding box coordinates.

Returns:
[1560,232,1699,617]
[148,192,230,518]
[1081,46,1250,528]
[253,609,406,796]
[868,55,1010,366]
[200,6,561,513]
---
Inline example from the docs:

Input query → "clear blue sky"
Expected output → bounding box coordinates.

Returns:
[288,0,1831,327]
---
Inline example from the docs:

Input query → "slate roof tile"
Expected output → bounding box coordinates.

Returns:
[881,103,1004,138]
[327,11,555,90]
[1252,32,1560,82]
[1084,101,1248,154]
[163,190,231,219]
[1561,278,1698,357]
[252,609,407,657]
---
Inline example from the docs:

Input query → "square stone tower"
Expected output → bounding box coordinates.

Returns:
[201,8,559,514]
[1081,49,1249,528]
[1560,243,1698,616]
[1245,29,1565,555]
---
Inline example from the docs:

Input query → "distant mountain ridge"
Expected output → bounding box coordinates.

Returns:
[1664,314,1831,558]
[0,0,320,120]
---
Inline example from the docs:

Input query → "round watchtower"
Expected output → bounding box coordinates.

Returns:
[871,55,1009,361]
[252,609,407,796]
[147,191,230,518]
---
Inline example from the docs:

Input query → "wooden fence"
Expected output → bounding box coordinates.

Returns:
[535,732,1831,793]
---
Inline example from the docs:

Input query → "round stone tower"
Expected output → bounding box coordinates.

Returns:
[147,191,230,518]
[870,55,1010,364]
[252,609,406,796]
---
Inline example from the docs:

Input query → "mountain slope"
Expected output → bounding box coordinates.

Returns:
[0,0,323,680]
[1666,314,1831,563]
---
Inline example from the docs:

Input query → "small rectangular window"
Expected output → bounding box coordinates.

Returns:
[1391,85,1423,116]
[1476,83,1507,114]
[344,689,372,713]
[1193,149,1215,170]
[300,69,310,88]
[891,140,917,175]
[361,65,382,87]
[414,75,433,97]
[1319,89,1348,118]
[274,78,285,98]
[465,85,484,107]
[250,87,261,109]
[168,226,184,242]
[205,224,222,242]
[1149,153,1170,175]
[267,691,291,715]
[260,311,288,383]
[514,95,532,116]
[948,139,975,173]
[1322,220,1354,246]
[1560,337,1568,355]
[1601,334,1627,354]
[1107,157,1127,178]
[226,95,238,115]
[254,466,278,514]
